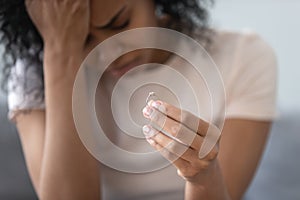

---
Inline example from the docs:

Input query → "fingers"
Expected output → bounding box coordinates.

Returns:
[142,100,220,179]
[145,134,191,170]
[143,125,198,161]
[24,0,90,45]
[146,137,201,179]
[143,105,203,150]
[147,100,209,137]
[142,100,221,161]
[144,126,214,171]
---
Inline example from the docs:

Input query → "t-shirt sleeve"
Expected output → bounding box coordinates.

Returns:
[225,32,278,120]
[7,59,45,122]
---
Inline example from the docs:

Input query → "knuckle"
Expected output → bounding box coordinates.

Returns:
[151,131,161,142]
[154,143,162,151]
[166,140,177,152]
[160,147,173,159]
[174,125,187,142]
[169,141,182,154]
[205,148,219,161]
[178,166,189,176]
[170,123,180,136]
[194,160,210,170]
[189,153,201,163]
[180,167,198,178]
[152,111,165,124]
[161,102,169,112]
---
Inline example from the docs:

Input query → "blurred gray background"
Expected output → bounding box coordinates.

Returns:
[0,0,299,199]
[211,0,300,199]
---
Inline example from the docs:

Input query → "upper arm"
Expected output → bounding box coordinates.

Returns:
[218,118,271,200]
[6,59,46,195]
[217,32,277,199]
[15,109,45,196]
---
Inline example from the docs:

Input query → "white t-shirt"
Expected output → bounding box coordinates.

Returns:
[7,29,278,199]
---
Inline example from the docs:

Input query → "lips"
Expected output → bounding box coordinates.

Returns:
[110,57,142,77]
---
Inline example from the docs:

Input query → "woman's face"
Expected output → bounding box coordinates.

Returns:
[90,0,157,38]
[89,0,170,78]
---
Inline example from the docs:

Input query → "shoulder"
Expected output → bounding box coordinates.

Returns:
[203,29,278,81]
[210,30,278,120]
[209,29,277,62]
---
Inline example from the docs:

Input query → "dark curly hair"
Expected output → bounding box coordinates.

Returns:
[0,0,214,97]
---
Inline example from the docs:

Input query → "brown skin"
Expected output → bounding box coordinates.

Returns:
[142,100,271,199]
[14,0,271,199]
[89,0,172,78]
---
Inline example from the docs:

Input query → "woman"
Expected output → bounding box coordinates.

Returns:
[0,0,277,199]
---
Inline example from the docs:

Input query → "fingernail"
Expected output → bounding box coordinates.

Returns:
[142,106,153,118]
[143,125,150,133]
[151,100,165,112]
[142,125,156,137]
[147,100,154,107]
[151,100,161,108]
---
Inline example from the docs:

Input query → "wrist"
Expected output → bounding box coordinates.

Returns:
[43,45,84,84]
[186,160,219,186]
[44,41,85,58]
[184,160,231,200]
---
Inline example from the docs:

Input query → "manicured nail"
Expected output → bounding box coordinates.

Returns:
[151,100,161,108]
[142,106,153,118]
[147,99,154,107]
[143,125,150,133]
[151,100,165,112]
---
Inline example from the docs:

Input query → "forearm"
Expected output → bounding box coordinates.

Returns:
[185,160,231,200]
[39,47,100,199]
